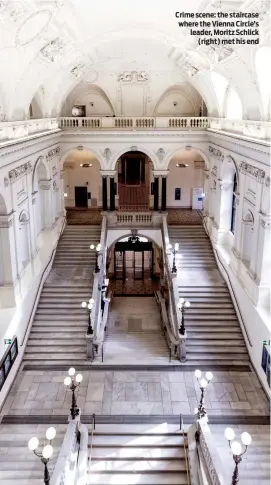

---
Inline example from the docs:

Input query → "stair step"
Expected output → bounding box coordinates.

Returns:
[86,472,188,484]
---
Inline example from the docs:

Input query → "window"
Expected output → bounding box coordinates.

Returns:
[231,173,237,234]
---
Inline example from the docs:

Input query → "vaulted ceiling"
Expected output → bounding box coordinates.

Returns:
[0,0,270,121]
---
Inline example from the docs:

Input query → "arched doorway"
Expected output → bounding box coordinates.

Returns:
[117,151,152,210]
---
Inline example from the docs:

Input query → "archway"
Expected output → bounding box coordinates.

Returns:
[117,151,153,211]
[107,232,162,295]
[62,149,101,208]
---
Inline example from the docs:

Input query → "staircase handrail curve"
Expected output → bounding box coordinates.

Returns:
[161,223,180,339]
[20,216,66,347]
[88,414,96,472]
[202,216,252,347]
[96,295,111,354]
[93,216,108,338]
[155,291,179,348]
[180,414,191,485]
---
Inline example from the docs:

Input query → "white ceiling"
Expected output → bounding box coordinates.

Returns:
[0,0,269,121]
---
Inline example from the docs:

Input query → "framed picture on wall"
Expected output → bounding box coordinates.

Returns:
[175,188,181,200]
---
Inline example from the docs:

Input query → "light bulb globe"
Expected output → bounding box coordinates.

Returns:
[241,432,252,446]
[87,303,93,310]
[76,373,83,383]
[28,437,39,451]
[200,378,208,388]
[184,301,190,308]
[206,372,213,381]
[231,441,242,456]
[90,244,95,250]
[46,427,56,441]
[194,407,198,415]
[179,297,185,304]
[42,444,53,460]
[68,367,75,376]
[225,427,235,441]
[81,302,87,308]
[174,243,179,251]
[195,369,202,379]
[89,298,94,304]
[64,376,71,387]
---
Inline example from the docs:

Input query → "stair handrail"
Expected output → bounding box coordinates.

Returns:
[97,293,111,362]
[180,414,191,485]
[88,413,96,473]
[51,420,82,485]
[92,216,108,338]
[21,216,66,347]
[161,216,180,338]
[202,216,252,347]
[155,290,179,359]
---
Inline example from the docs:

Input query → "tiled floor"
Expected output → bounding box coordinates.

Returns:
[2,369,269,417]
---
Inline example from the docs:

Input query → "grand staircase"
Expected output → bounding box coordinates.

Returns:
[87,424,190,484]
[23,225,101,367]
[168,225,249,366]
[103,297,170,364]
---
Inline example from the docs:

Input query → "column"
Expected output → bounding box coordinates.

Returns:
[102,176,108,211]
[231,171,245,260]
[153,176,159,211]
[0,212,18,286]
[214,181,234,231]
[39,179,54,229]
[255,217,271,289]
[248,182,264,279]
[161,176,167,211]
[110,176,115,211]
[203,170,210,216]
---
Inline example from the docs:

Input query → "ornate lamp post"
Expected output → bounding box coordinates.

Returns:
[225,428,252,485]
[81,298,94,334]
[194,369,213,421]
[28,427,56,485]
[90,243,101,273]
[177,297,190,335]
[64,367,83,420]
[167,243,179,273]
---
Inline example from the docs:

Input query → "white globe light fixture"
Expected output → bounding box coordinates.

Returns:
[194,368,213,422]
[225,427,252,485]
[177,297,191,335]
[28,428,56,484]
[64,367,83,420]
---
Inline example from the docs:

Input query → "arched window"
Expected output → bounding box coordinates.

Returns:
[231,173,237,233]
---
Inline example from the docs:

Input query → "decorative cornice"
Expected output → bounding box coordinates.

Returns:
[0,131,61,159]
[9,161,32,183]
[240,161,265,182]
[209,145,224,161]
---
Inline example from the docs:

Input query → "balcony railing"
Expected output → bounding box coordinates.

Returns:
[0,118,59,143]
[59,116,210,131]
[105,211,162,227]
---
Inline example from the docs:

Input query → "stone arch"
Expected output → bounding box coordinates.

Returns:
[165,146,210,170]
[111,147,156,171]
[32,156,48,192]
[60,147,102,170]
[32,157,48,236]
[107,230,161,253]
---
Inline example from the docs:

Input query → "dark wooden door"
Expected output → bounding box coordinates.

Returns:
[75,186,88,207]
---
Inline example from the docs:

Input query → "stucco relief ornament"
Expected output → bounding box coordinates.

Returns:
[102,148,112,161]
[209,145,224,161]
[0,0,26,23]
[207,46,234,63]
[40,38,65,63]
[137,71,149,82]
[71,63,86,78]
[265,176,270,187]
[157,148,165,162]
[130,146,138,151]
[240,161,265,182]
[118,71,133,82]
[182,61,199,77]
[4,177,9,187]
[9,161,32,183]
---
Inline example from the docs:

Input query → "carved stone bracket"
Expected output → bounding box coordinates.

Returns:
[240,161,265,183]
[46,146,60,161]
[9,161,32,183]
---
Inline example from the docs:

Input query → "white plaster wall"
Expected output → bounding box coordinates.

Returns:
[63,153,102,207]
[166,152,204,208]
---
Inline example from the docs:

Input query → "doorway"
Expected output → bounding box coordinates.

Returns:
[75,186,88,207]
[114,240,153,281]
[118,151,150,210]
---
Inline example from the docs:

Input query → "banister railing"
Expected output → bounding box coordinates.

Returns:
[105,211,162,227]
[155,291,179,361]
[0,336,18,391]
[202,216,252,347]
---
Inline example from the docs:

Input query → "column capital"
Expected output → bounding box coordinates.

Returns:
[153,170,168,178]
[100,170,116,177]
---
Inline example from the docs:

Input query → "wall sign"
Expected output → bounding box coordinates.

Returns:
[175,188,181,201]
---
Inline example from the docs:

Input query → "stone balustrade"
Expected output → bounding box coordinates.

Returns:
[209,117,271,140]
[59,116,210,131]
[105,211,162,227]
[0,118,59,142]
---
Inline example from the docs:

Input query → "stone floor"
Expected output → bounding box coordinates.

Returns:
[2,369,269,417]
